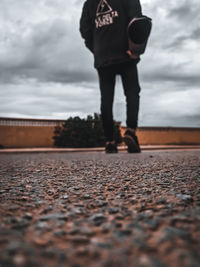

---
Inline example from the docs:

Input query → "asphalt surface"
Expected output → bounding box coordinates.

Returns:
[0,150,200,267]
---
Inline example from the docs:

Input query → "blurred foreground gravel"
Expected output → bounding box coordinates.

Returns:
[0,151,200,267]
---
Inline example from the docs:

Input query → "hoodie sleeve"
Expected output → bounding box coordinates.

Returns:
[79,1,93,53]
[125,0,142,21]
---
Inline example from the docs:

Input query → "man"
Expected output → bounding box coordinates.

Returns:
[80,0,142,153]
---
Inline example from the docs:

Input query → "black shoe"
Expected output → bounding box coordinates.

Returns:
[123,129,141,153]
[105,142,118,153]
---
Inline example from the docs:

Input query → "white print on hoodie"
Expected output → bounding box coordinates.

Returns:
[95,0,118,28]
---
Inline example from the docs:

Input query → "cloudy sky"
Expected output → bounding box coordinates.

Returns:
[0,0,200,127]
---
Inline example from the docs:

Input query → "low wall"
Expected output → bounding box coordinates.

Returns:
[0,125,200,148]
[121,127,200,146]
[0,126,55,148]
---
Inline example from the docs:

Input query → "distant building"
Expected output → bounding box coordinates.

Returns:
[0,117,200,148]
[0,117,65,127]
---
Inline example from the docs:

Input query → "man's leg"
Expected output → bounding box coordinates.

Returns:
[121,61,141,130]
[121,61,141,152]
[97,66,116,142]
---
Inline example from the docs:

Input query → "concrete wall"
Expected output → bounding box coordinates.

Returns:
[0,125,200,148]
[0,126,55,148]
[121,127,200,146]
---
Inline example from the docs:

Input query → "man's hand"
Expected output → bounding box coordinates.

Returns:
[126,50,139,59]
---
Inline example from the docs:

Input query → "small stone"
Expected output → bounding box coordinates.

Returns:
[102,224,111,234]
[144,218,161,231]
[131,198,137,204]
[13,253,26,266]
[47,189,55,196]
[35,221,50,230]
[10,217,20,224]
[38,213,68,221]
[115,230,132,240]
[90,213,106,222]
[74,186,80,191]
[132,237,150,251]
[54,230,67,237]
[115,215,124,220]
[115,222,122,228]
[69,228,80,235]
[41,205,53,213]
[35,200,46,206]
[108,207,119,214]
[70,236,90,245]
[156,227,191,244]
[156,198,167,205]
[73,208,83,215]
[97,200,107,207]
[23,213,33,220]
[33,238,50,246]
[80,227,96,237]
[137,255,166,267]
[12,218,30,229]
[8,205,19,211]
[83,194,92,199]
[175,177,185,181]
[177,194,193,202]
[96,242,112,249]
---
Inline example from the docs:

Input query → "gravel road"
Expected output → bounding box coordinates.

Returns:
[0,151,200,267]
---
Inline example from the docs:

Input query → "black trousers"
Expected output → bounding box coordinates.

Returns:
[97,61,141,142]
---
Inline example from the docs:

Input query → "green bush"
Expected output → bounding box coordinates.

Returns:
[53,113,122,148]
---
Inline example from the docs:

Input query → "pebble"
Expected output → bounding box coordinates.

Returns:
[83,194,92,199]
[177,194,193,202]
[156,226,192,244]
[156,198,167,205]
[13,253,26,266]
[97,200,107,207]
[137,255,166,267]
[114,230,132,240]
[54,230,67,237]
[90,213,106,222]
[35,221,50,230]
[33,238,50,246]
[175,177,185,181]
[23,213,33,220]
[38,213,68,221]
[70,236,90,245]
[108,207,119,214]
[11,218,30,229]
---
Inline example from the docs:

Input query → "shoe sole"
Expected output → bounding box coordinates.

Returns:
[123,135,140,153]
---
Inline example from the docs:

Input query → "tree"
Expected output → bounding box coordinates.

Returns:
[53,113,122,148]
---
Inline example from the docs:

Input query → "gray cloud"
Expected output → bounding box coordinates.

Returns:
[0,17,96,84]
[168,0,200,23]
[143,69,200,88]
[190,27,200,39]
[165,26,200,49]
[169,3,193,19]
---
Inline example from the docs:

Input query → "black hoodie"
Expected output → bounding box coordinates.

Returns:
[80,0,142,68]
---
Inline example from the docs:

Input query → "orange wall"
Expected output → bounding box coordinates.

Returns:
[121,127,200,146]
[0,125,200,148]
[0,126,55,148]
